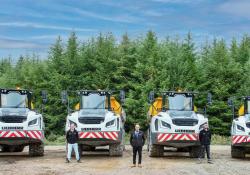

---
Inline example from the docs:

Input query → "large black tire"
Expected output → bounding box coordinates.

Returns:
[109,143,123,156]
[189,146,201,158]
[231,146,245,158]
[29,143,44,157]
[149,144,164,157]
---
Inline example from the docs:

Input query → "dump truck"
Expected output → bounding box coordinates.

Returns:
[147,91,212,157]
[63,90,126,156]
[228,96,250,158]
[0,88,47,156]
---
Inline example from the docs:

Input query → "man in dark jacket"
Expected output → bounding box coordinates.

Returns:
[66,123,80,163]
[130,124,145,168]
[199,123,212,163]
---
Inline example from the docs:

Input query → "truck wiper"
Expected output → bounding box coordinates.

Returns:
[13,100,26,108]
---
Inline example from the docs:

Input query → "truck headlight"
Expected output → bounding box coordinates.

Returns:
[106,119,116,127]
[28,118,38,126]
[161,121,171,129]
[237,125,245,132]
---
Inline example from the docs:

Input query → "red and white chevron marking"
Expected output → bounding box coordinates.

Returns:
[0,130,26,138]
[0,130,43,140]
[232,135,250,144]
[79,132,103,139]
[158,133,198,142]
[103,132,118,140]
[79,132,119,141]
[26,131,43,140]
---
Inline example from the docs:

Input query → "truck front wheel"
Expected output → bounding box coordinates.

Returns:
[149,144,164,157]
[231,146,245,158]
[189,146,201,158]
[109,143,123,156]
[29,143,44,156]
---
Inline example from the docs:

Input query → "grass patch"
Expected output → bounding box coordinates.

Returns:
[211,134,231,145]
[44,134,65,145]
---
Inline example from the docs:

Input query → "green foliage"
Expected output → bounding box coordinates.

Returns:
[1,32,250,136]
[211,134,231,145]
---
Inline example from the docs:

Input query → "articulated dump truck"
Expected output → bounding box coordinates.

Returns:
[229,96,250,158]
[147,91,212,157]
[64,90,126,156]
[0,88,47,156]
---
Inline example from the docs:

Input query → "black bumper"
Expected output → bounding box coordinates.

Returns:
[0,137,43,146]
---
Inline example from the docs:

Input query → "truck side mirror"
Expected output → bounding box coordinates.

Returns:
[61,90,68,105]
[41,90,48,104]
[149,91,155,104]
[207,93,212,105]
[119,90,125,104]
[227,98,233,107]
[227,98,235,119]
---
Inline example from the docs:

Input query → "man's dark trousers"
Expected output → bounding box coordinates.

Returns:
[199,144,210,159]
[133,146,142,164]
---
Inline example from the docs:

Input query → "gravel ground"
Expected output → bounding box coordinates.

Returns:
[0,145,250,175]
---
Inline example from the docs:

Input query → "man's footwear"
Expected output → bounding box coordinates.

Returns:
[138,164,142,168]
[131,164,136,168]
[66,159,70,163]
[208,159,213,164]
[77,160,81,163]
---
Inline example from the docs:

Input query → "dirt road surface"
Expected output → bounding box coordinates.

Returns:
[0,145,250,175]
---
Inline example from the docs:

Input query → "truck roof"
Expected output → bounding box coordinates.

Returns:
[162,91,197,97]
[0,88,32,94]
[78,90,112,96]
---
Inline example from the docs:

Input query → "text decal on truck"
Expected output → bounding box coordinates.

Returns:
[2,126,24,130]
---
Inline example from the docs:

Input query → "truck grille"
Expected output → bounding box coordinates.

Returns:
[175,129,195,133]
[81,128,101,131]
[2,126,24,130]
[78,117,104,124]
[0,116,27,123]
[172,118,198,126]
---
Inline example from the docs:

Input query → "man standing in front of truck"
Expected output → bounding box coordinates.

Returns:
[130,124,145,168]
[66,123,81,163]
[198,123,212,164]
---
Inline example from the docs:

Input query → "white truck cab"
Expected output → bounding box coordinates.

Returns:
[0,88,46,156]
[230,96,250,158]
[148,91,211,157]
[64,90,126,156]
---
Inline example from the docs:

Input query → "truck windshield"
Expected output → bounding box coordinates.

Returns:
[81,93,106,109]
[1,92,28,108]
[168,94,193,111]
[80,93,106,116]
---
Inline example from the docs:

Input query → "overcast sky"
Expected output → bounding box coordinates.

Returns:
[0,0,250,59]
